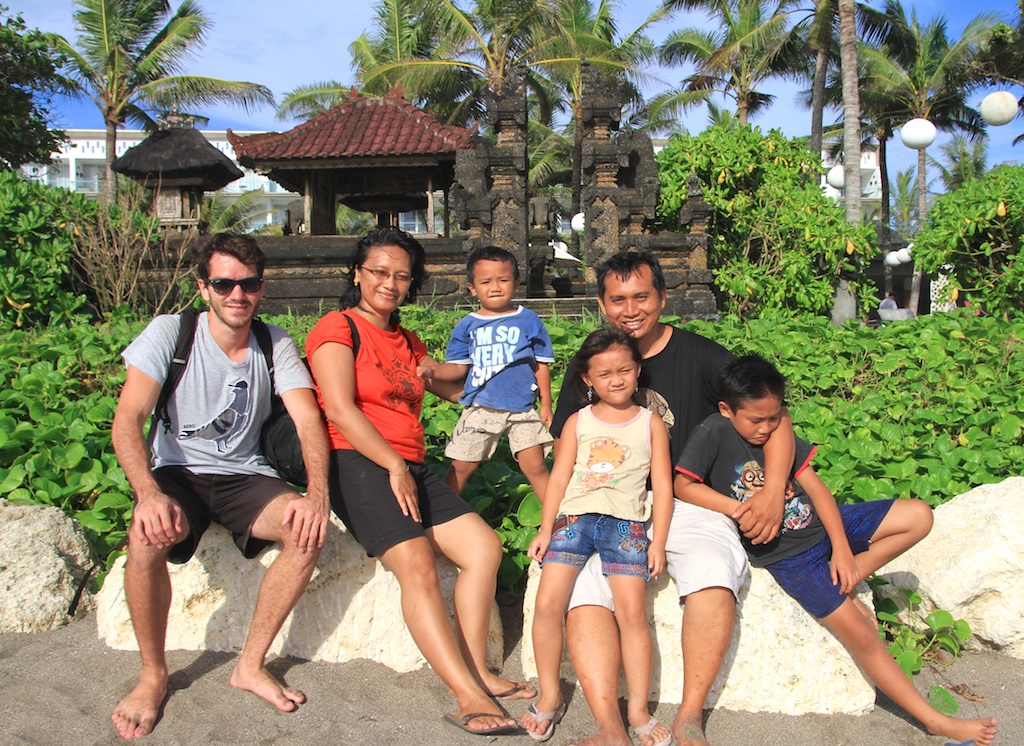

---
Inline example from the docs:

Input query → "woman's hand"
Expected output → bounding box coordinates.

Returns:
[389,467,421,523]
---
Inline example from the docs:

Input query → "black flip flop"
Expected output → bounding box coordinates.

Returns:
[443,712,521,736]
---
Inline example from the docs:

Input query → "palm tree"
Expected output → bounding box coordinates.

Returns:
[889,166,918,238]
[928,133,989,192]
[858,0,999,312]
[54,0,273,204]
[656,0,804,126]
[837,0,862,225]
[532,0,664,252]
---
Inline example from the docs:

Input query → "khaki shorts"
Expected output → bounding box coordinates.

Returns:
[445,404,553,461]
[566,498,750,612]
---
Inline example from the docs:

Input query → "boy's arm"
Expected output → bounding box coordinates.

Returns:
[674,471,743,517]
[648,415,673,576]
[535,361,553,427]
[795,465,859,594]
[527,412,578,562]
[424,361,469,383]
[734,406,796,545]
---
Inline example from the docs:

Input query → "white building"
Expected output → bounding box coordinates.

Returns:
[22,129,299,228]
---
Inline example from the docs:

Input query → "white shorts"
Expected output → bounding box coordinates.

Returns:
[566,499,750,612]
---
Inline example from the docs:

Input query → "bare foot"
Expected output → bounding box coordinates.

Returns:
[672,711,709,746]
[630,716,672,746]
[851,595,878,631]
[111,671,167,740]
[229,663,305,712]
[928,715,998,746]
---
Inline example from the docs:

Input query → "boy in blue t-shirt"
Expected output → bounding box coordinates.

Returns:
[427,246,554,511]
[674,355,997,746]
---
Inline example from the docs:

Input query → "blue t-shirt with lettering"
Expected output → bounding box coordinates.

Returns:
[445,306,554,412]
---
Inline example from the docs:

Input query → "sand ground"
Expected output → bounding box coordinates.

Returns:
[0,597,1019,746]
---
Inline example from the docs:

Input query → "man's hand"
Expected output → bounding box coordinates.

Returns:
[282,495,330,553]
[132,495,185,549]
[732,486,784,545]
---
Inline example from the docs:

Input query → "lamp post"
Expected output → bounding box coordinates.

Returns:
[900,118,936,315]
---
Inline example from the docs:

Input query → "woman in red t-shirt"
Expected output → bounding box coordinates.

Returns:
[307,227,530,736]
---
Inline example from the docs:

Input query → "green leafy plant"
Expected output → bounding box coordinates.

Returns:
[869,576,972,714]
[912,164,1024,316]
[5,308,1023,595]
[0,171,91,327]
[655,125,877,319]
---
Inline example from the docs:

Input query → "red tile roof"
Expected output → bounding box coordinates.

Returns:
[229,89,473,163]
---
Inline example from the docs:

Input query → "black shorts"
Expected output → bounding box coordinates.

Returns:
[150,466,297,563]
[328,450,473,557]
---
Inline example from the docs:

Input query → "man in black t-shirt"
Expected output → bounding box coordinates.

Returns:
[544,252,795,746]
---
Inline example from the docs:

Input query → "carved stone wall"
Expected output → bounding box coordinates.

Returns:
[450,68,533,290]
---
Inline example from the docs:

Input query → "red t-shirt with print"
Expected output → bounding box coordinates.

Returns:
[306,310,428,463]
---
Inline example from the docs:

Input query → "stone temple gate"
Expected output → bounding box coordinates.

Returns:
[225,77,717,318]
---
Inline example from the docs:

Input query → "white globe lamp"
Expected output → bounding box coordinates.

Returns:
[570,212,586,233]
[826,164,845,190]
[901,118,937,150]
[980,91,1019,126]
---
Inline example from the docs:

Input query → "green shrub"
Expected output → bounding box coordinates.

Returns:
[912,164,1024,316]
[655,125,877,319]
[4,309,1021,591]
[0,171,92,327]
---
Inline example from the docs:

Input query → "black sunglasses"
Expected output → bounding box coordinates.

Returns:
[205,276,264,295]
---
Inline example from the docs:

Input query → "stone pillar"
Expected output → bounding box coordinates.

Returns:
[450,67,532,292]
[579,65,660,292]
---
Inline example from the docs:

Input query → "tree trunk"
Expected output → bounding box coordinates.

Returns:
[809,6,833,158]
[908,146,927,314]
[571,106,583,258]
[102,120,118,206]
[838,0,861,226]
[877,125,893,295]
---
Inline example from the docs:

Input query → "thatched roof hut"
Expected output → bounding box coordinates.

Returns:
[112,119,243,226]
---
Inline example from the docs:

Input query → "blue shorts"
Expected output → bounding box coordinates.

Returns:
[765,500,895,618]
[543,513,650,580]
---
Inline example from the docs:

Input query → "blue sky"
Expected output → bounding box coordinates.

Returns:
[15,0,1023,179]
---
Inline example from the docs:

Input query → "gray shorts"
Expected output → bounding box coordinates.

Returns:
[149,466,296,564]
[566,498,750,611]
[445,404,553,461]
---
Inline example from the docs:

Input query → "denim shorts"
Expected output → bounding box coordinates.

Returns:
[766,500,895,618]
[543,513,650,579]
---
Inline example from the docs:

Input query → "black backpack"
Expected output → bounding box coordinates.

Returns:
[152,308,309,486]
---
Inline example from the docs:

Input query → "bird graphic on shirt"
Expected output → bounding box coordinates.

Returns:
[178,380,250,451]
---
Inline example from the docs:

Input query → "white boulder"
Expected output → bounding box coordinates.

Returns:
[521,561,875,715]
[878,478,1024,659]
[0,499,98,632]
[96,516,503,672]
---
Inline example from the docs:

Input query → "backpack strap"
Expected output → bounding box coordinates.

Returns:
[343,312,361,358]
[153,307,199,435]
[251,317,276,393]
[341,311,412,356]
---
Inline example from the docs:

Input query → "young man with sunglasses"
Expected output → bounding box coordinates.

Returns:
[110,234,330,740]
